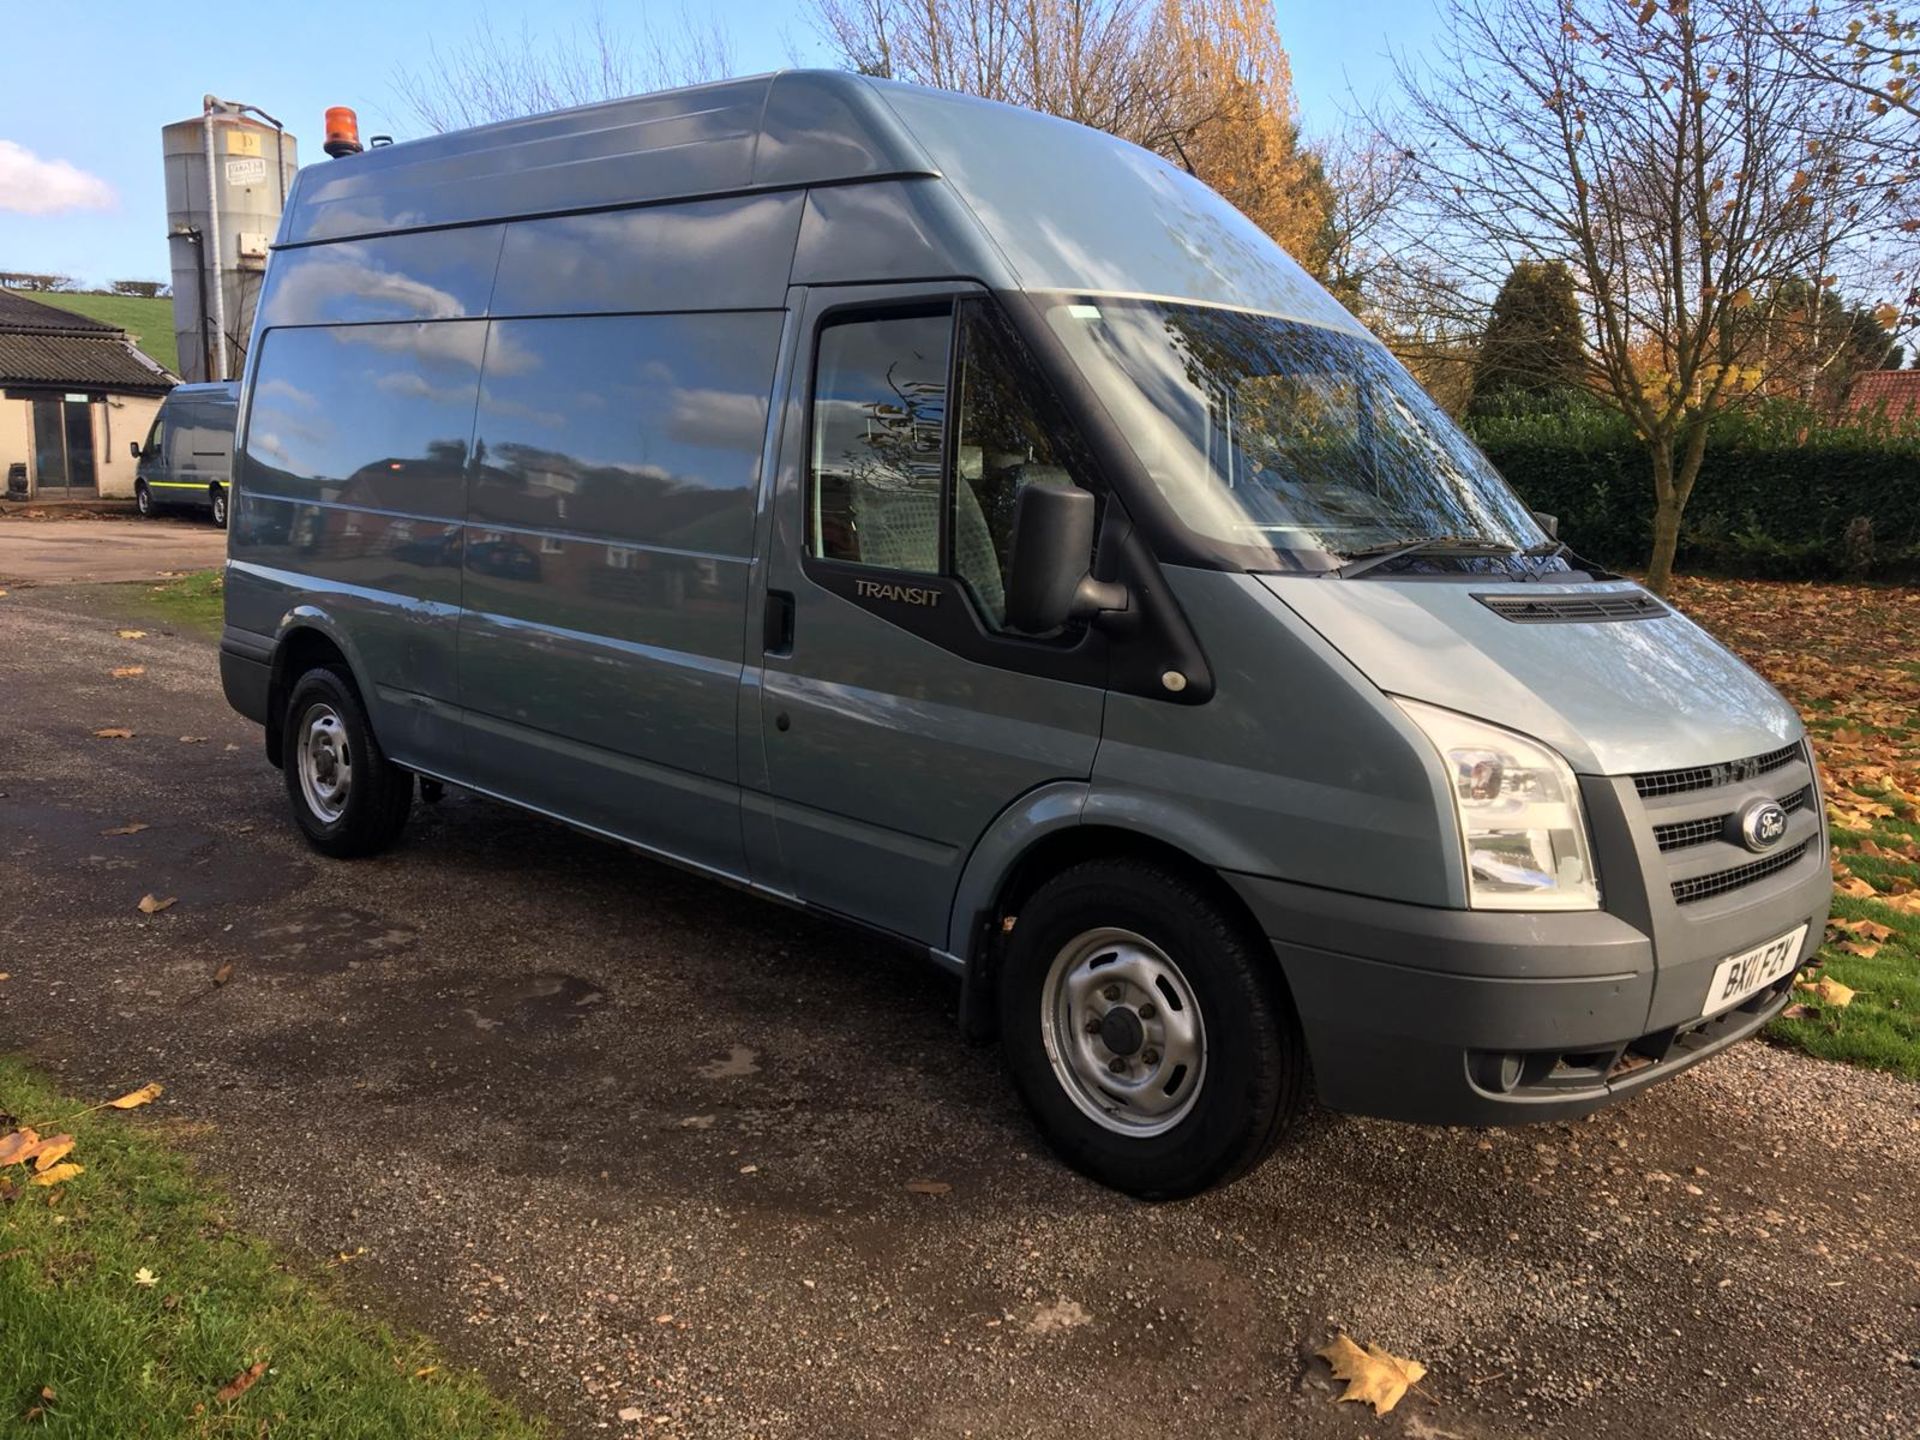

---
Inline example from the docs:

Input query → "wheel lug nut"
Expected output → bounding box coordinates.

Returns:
[1142,1048,1160,1065]
[1138,1002,1156,1020]
[1102,984,1121,1002]
[1108,1056,1127,1074]
[1085,1015,1103,1034]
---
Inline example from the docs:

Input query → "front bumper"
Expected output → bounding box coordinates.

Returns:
[1226,846,1830,1125]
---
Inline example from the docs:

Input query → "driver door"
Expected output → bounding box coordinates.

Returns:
[748,283,1111,946]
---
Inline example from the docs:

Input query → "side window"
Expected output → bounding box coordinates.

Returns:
[806,300,1097,633]
[141,412,163,462]
[951,300,1094,628]
[809,309,952,574]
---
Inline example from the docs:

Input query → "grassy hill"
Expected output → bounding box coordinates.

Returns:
[23,292,180,376]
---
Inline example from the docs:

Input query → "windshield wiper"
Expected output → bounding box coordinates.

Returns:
[1333,534,1519,579]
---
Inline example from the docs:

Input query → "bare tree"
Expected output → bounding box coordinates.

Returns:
[393,4,737,133]
[1391,0,1902,593]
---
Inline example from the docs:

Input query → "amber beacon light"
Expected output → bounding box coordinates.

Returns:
[323,106,363,158]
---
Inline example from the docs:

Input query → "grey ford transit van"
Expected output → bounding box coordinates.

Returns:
[219,72,1831,1197]
[133,381,240,526]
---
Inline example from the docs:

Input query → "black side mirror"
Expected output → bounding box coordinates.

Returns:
[1004,485,1129,635]
[129,440,142,461]
[1531,510,1559,540]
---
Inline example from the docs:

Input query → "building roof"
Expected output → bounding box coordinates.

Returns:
[0,290,175,397]
[1846,369,1920,422]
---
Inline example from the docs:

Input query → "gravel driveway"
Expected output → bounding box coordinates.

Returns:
[1,582,1916,1439]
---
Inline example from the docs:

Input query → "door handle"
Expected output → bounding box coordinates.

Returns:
[763,589,795,656]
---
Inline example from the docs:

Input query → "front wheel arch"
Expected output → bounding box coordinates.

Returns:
[960,821,1284,1045]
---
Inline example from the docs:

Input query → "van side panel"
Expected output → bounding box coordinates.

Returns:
[228,320,483,768]
[252,227,504,329]
[490,194,802,315]
[454,310,783,878]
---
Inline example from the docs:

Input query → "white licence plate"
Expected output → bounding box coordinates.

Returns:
[1701,924,1808,1019]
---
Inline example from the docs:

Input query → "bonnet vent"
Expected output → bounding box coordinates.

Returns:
[1474,592,1669,624]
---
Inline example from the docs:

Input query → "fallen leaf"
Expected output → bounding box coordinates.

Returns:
[107,1083,164,1110]
[93,728,134,739]
[110,666,146,679]
[133,1267,157,1287]
[31,1163,84,1187]
[1781,1002,1815,1019]
[215,1360,268,1404]
[904,1179,952,1196]
[413,1365,438,1379]
[1317,1334,1427,1416]
[1836,876,1877,899]
[1832,918,1893,942]
[137,894,176,915]
[1796,975,1856,1008]
[0,1129,42,1166]
[100,822,149,836]
[212,962,234,987]
[31,1137,75,1172]
[116,629,147,639]
[1839,939,1881,959]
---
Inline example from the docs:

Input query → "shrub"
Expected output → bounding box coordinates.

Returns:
[1469,399,1920,581]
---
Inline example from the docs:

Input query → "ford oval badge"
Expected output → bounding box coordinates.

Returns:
[1738,799,1788,852]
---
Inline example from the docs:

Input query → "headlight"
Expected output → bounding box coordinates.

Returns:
[1396,699,1599,911]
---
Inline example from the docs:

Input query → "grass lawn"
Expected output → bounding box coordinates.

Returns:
[21,293,179,376]
[135,568,224,635]
[0,1058,543,1438]
[1671,577,1920,1080]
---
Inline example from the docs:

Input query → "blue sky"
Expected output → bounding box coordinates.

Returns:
[0,1,1439,288]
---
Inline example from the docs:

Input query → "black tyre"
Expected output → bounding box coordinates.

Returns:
[134,481,153,517]
[209,484,228,528]
[998,859,1306,1199]
[281,665,412,858]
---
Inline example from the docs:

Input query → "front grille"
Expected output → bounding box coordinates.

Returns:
[1651,784,1815,852]
[1671,842,1809,904]
[1476,592,1670,624]
[1633,743,1801,800]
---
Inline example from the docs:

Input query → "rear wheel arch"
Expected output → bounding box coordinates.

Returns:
[265,626,355,769]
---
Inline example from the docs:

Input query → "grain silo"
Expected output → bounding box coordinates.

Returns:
[162,98,298,384]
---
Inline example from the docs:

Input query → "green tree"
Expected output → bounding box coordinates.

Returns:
[1469,260,1585,414]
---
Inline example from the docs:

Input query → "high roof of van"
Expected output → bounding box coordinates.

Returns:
[276,70,1363,336]
[279,72,936,246]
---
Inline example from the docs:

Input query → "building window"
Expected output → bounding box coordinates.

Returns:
[29,396,99,494]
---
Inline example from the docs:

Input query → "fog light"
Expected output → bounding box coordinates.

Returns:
[1472,1050,1525,1094]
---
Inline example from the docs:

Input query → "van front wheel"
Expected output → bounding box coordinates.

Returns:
[998,859,1305,1199]
[134,481,153,518]
[281,666,412,858]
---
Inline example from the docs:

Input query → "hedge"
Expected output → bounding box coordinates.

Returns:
[1467,401,1920,581]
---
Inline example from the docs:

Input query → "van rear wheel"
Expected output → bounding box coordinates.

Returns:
[209,484,228,528]
[281,666,412,858]
[998,859,1306,1199]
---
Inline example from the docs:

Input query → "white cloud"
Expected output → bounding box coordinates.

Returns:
[0,140,115,215]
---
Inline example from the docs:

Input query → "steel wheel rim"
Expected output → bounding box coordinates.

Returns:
[211,491,226,524]
[296,703,352,823]
[136,487,150,515]
[1040,926,1206,1137]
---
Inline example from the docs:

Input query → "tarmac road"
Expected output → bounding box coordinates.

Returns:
[0,516,227,584]
[1,581,1916,1439]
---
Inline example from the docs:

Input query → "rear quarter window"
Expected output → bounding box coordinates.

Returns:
[241,321,486,519]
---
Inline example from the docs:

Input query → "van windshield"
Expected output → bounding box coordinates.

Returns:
[1043,296,1548,571]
